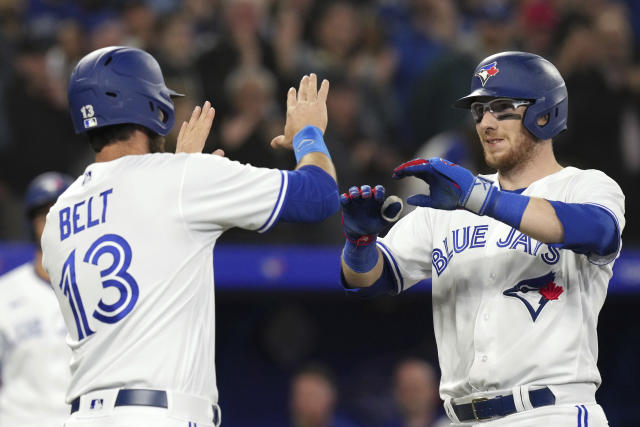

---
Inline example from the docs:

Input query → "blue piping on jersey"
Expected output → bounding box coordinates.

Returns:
[257,171,288,233]
[377,241,404,293]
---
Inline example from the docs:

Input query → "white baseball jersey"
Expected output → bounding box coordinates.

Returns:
[378,167,625,400]
[0,262,71,427]
[41,153,288,404]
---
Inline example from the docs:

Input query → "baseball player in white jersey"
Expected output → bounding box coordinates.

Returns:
[0,172,73,427]
[339,52,624,426]
[40,46,339,427]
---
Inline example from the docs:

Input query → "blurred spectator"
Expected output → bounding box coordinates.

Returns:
[517,0,559,57]
[196,0,277,125]
[154,13,198,79]
[218,65,286,167]
[290,364,359,427]
[46,20,84,89]
[379,0,453,116]
[324,74,400,193]
[121,0,157,49]
[385,358,448,427]
[305,1,361,76]
[88,14,125,50]
[0,36,89,203]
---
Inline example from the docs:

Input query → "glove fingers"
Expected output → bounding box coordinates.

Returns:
[373,185,385,201]
[360,185,372,199]
[392,158,431,179]
[348,186,360,199]
[407,194,434,207]
[340,192,350,206]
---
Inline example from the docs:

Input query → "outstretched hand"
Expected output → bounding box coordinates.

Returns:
[271,73,329,150]
[392,157,496,214]
[176,101,216,153]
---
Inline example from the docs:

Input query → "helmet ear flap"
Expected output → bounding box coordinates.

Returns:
[523,97,568,140]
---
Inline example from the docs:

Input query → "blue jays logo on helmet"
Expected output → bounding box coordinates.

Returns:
[503,271,564,322]
[474,61,499,87]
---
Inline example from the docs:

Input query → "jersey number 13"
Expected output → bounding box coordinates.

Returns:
[58,234,139,340]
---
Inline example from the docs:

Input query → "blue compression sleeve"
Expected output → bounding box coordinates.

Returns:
[279,165,339,223]
[341,255,397,298]
[548,201,619,256]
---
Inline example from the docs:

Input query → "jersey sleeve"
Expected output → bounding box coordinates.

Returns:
[564,169,625,265]
[179,154,287,234]
[377,208,434,293]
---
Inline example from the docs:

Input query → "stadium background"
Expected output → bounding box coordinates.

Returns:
[0,0,639,425]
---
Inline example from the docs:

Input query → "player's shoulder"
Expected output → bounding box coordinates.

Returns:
[562,166,623,191]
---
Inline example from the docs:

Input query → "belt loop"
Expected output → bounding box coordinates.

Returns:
[443,397,461,423]
[511,386,526,413]
[520,385,534,410]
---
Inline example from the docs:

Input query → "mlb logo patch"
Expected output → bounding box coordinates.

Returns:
[84,117,98,128]
[90,398,104,410]
[475,61,499,87]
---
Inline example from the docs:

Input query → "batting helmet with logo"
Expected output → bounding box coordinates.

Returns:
[25,172,74,218]
[454,51,568,140]
[67,46,183,136]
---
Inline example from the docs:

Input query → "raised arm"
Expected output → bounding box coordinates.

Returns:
[392,157,619,256]
[270,74,336,181]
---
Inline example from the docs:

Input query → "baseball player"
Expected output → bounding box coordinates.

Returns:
[40,46,339,427]
[339,52,624,426]
[0,172,72,427]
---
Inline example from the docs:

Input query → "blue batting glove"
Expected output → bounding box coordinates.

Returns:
[392,157,498,215]
[341,184,403,273]
[341,185,403,245]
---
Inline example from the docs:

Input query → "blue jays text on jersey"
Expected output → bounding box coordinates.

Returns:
[59,188,112,240]
[432,224,560,276]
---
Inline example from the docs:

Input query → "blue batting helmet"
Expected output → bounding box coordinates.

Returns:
[454,51,568,140]
[25,172,74,217]
[68,46,183,136]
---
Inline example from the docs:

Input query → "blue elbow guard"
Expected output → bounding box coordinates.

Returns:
[279,166,339,223]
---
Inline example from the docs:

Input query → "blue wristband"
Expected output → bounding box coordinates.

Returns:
[485,190,530,230]
[293,125,331,163]
[342,239,379,273]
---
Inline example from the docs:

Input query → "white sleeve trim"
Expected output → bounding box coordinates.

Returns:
[376,240,405,294]
[257,170,288,233]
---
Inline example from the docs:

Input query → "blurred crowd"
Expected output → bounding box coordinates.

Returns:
[0,0,638,244]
